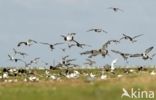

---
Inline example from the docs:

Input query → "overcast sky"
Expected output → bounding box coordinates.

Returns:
[0,0,156,67]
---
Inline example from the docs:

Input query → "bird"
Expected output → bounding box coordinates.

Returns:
[130,46,155,60]
[120,34,144,43]
[40,42,64,51]
[17,39,37,47]
[98,48,109,58]
[30,57,40,64]
[13,48,28,58]
[61,33,76,42]
[84,59,96,66]
[111,58,118,72]
[70,40,91,48]
[111,50,131,62]
[87,28,107,33]
[108,7,124,12]
[8,54,22,62]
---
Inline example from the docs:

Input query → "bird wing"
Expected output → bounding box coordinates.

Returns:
[54,42,64,46]
[111,50,122,54]
[8,55,12,59]
[145,46,154,54]
[87,29,94,32]
[28,39,37,43]
[17,42,27,47]
[80,50,92,55]
[39,42,50,45]
[102,40,111,49]
[130,54,142,57]
[133,34,144,39]
[123,34,132,39]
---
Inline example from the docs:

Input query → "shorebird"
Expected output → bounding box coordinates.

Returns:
[8,54,22,62]
[17,39,37,47]
[130,46,155,60]
[111,50,131,62]
[87,28,107,33]
[108,7,124,12]
[84,59,96,66]
[40,42,64,51]
[120,34,144,43]
[13,48,28,58]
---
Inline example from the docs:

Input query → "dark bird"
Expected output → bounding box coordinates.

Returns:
[17,39,37,47]
[130,46,155,60]
[108,7,124,12]
[111,50,131,62]
[120,34,144,43]
[87,28,107,33]
[40,42,64,51]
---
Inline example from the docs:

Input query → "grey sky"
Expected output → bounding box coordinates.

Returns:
[0,0,156,67]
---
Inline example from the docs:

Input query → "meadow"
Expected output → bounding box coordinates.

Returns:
[0,68,156,100]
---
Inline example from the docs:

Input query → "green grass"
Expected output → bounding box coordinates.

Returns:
[0,68,156,100]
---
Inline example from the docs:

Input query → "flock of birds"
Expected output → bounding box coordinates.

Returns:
[1,7,156,83]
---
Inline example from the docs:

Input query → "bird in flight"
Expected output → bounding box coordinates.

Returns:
[8,54,22,62]
[111,50,131,62]
[108,7,124,12]
[61,33,76,42]
[17,39,37,47]
[40,42,64,51]
[130,46,155,60]
[120,34,144,43]
[13,48,28,58]
[87,28,108,33]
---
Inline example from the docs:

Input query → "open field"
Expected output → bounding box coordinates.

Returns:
[0,68,156,100]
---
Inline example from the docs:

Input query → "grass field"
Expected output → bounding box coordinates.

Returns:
[0,68,156,100]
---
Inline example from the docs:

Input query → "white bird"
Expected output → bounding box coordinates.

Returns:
[150,71,156,76]
[100,71,107,80]
[111,58,118,72]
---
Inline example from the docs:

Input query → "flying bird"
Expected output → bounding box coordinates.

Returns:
[108,7,124,12]
[61,33,76,42]
[17,39,37,47]
[87,28,107,33]
[40,42,64,51]
[120,34,144,43]
[130,46,155,60]
[8,54,22,62]
[111,50,131,62]
[13,48,28,58]
[71,40,91,48]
